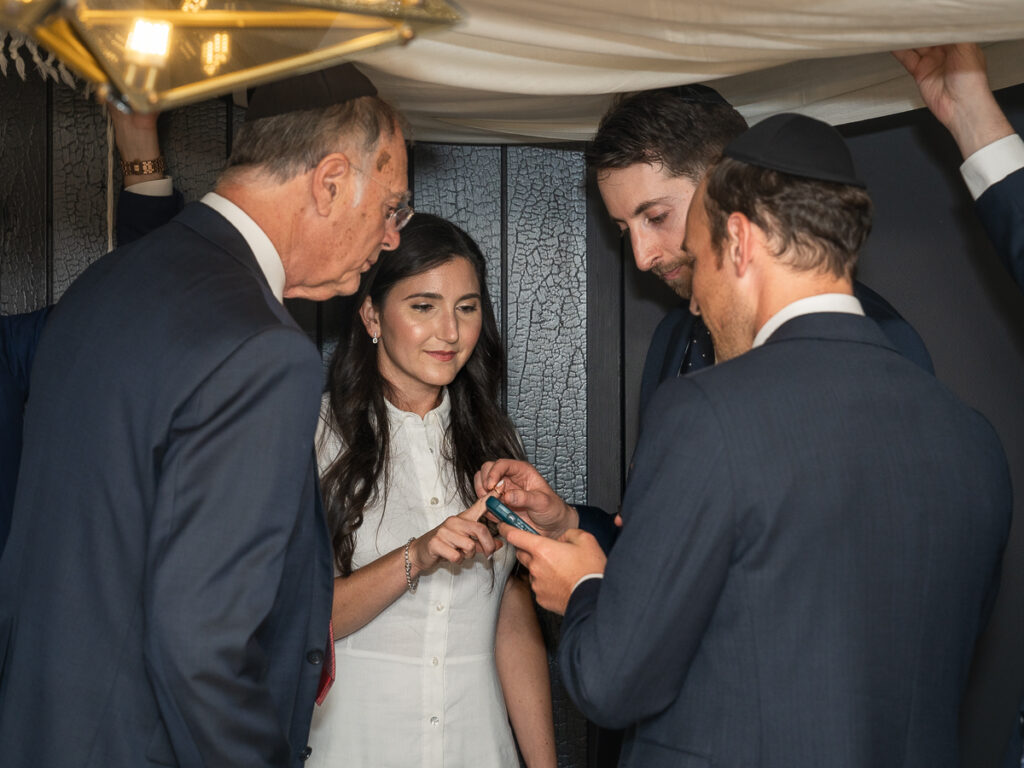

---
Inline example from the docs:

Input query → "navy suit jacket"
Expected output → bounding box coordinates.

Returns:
[561,312,1011,768]
[639,281,934,422]
[576,281,934,542]
[0,203,333,767]
[975,166,1024,292]
[0,188,183,557]
[0,309,48,551]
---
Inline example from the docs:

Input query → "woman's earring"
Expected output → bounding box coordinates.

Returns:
[372,334,379,345]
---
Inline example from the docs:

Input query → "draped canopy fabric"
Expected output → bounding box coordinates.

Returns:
[347,0,1024,143]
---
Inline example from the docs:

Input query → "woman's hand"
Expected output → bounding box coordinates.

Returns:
[331,497,503,637]
[408,497,502,577]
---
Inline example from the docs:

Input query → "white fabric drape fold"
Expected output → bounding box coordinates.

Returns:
[6,1,1024,142]
[346,1,1024,142]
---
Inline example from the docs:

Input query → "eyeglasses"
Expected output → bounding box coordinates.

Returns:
[352,164,414,232]
[387,199,415,232]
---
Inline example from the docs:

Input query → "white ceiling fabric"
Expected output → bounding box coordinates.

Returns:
[346,1,1024,143]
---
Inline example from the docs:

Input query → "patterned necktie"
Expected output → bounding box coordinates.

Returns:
[681,316,715,374]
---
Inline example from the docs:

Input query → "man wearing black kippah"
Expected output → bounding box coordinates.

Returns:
[0,63,410,767]
[503,114,1011,767]
[475,85,937,579]
[587,86,934,425]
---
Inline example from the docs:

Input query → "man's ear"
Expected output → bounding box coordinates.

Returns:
[358,295,379,337]
[726,212,755,278]
[312,153,352,216]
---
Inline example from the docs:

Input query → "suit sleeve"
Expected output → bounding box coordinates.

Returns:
[558,379,735,728]
[575,505,618,553]
[0,308,50,386]
[1,308,51,549]
[975,167,1024,293]
[116,187,184,246]
[143,327,323,767]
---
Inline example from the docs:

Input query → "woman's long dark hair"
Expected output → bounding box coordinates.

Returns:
[320,213,525,575]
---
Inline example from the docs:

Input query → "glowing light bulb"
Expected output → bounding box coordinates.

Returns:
[124,18,171,91]
[125,19,171,62]
[201,32,230,76]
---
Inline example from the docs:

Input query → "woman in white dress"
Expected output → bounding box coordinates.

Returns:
[309,213,557,767]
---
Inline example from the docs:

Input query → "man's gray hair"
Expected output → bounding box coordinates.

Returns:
[223,96,406,183]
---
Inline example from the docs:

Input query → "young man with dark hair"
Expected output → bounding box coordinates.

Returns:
[588,86,932,423]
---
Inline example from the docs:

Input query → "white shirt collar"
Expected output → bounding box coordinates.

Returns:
[201,192,286,304]
[752,293,864,349]
[385,388,452,431]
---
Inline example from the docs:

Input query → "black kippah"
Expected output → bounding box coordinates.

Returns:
[664,83,730,107]
[246,62,378,122]
[723,113,865,188]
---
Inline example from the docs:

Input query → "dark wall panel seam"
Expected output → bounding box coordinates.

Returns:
[45,78,54,305]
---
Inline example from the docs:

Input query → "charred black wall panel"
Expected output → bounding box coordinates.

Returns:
[50,86,108,296]
[1,72,48,313]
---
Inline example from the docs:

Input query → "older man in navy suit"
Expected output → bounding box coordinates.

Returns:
[500,115,1011,767]
[0,65,409,768]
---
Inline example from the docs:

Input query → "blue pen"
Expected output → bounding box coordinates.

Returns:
[485,496,539,535]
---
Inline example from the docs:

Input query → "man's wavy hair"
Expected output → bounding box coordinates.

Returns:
[702,156,874,278]
[223,96,405,183]
[585,85,749,182]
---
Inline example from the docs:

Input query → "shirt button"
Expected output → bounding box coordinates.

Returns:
[430,716,440,727]
[430,497,439,505]
[435,603,444,612]
[306,649,323,665]
[431,657,439,666]
[300,746,313,760]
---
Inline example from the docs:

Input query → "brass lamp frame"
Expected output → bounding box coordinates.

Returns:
[14,0,459,112]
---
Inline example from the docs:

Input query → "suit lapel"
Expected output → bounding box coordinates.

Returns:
[661,308,696,382]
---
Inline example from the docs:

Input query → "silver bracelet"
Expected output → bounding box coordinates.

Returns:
[403,537,419,593]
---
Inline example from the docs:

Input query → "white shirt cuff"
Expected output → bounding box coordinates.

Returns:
[123,177,173,197]
[960,135,1024,200]
[571,573,604,595]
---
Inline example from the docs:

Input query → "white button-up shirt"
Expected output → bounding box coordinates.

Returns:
[308,390,519,767]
